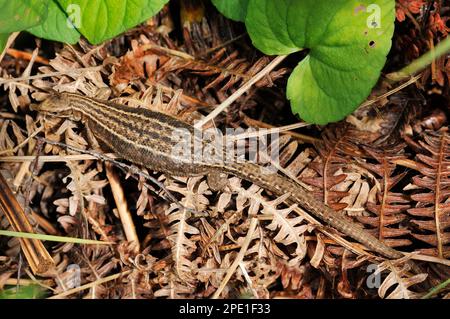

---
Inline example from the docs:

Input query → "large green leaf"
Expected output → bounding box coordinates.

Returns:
[0,0,47,33]
[56,0,169,44]
[27,0,80,44]
[0,285,46,299]
[211,0,249,22]
[0,33,9,55]
[246,0,395,124]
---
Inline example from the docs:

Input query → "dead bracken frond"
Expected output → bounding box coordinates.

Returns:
[376,258,428,299]
[405,129,450,258]
[165,177,207,283]
[357,145,412,249]
[230,179,308,262]
[0,1,449,300]
[303,124,362,211]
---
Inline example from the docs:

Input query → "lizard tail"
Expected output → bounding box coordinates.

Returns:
[224,161,403,259]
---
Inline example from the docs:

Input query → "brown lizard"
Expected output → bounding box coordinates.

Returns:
[32,92,405,259]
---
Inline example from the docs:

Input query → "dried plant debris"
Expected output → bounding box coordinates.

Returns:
[357,145,412,249]
[0,3,449,299]
[404,129,450,258]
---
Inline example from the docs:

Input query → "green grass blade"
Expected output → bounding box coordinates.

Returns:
[388,36,450,81]
[422,278,450,299]
[0,230,112,245]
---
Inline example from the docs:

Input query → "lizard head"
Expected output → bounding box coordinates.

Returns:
[31,92,81,120]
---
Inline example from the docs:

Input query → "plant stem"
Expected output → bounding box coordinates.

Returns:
[387,36,450,82]
[421,278,450,299]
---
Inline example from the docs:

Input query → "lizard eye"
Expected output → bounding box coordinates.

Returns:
[48,94,64,106]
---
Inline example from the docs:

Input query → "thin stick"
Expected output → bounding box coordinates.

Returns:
[410,253,450,267]
[229,122,311,141]
[105,163,140,252]
[239,262,259,298]
[140,44,195,60]
[212,217,258,299]
[195,55,288,129]
[359,74,422,108]
[242,114,320,144]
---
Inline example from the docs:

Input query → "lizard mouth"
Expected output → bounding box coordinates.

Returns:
[29,103,40,111]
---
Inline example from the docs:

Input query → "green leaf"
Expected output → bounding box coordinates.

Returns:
[56,0,169,44]
[27,0,80,44]
[0,285,46,299]
[245,0,395,124]
[0,33,10,55]
[0,0,48,33]
[211,0,249,22]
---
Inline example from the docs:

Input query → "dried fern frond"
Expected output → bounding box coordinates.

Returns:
[229,178,308,263]
[303,124,363,211]
[110,35,286,106]
[153,271,197,299]
[376,260,428,299]
[356,145,412,249]
[165,177,209,283]
[405,129,450,258]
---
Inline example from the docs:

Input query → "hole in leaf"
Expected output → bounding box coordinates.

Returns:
[369,40,376,48]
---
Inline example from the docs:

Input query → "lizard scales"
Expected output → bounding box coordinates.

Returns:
[34,92,404,259]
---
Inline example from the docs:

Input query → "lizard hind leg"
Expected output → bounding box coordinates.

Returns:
[84,122,109,172]
[207,172,229,192]
[84,122,102,151]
